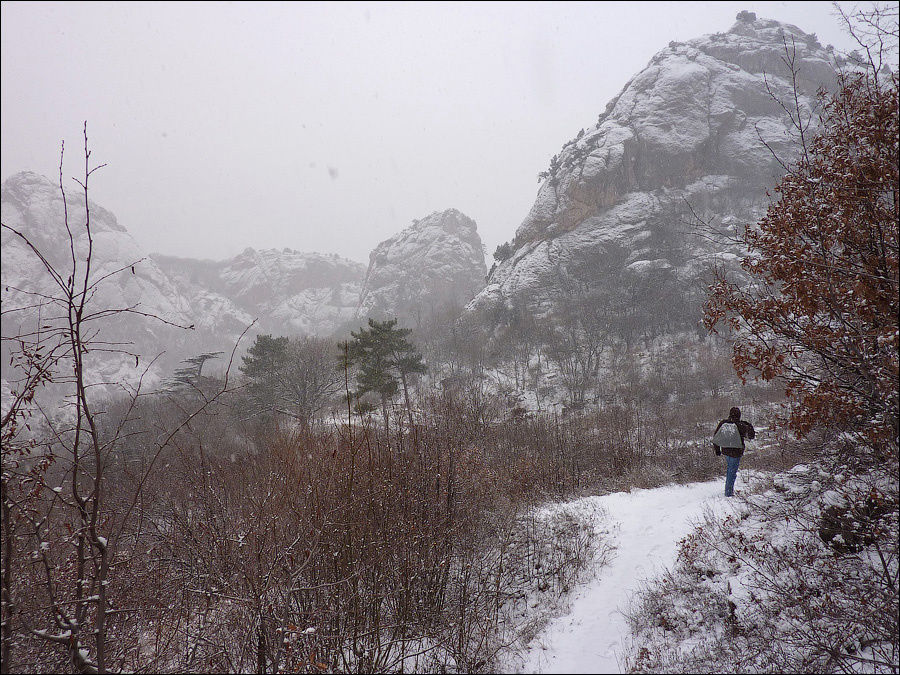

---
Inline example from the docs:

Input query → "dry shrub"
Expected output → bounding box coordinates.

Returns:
[4,335,792,673]
[4,381,614,673]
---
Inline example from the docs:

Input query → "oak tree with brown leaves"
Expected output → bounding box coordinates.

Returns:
[705,64,899,455]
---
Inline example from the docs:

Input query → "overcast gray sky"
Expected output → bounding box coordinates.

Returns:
[1,1,860,263]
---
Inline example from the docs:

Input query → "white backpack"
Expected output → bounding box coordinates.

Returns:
[713,421,743,449]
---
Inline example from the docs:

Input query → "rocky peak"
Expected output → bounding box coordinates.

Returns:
[2,171,185,319]
[2,171,128,265]
[357,209,487,326]
[468,14,842,328]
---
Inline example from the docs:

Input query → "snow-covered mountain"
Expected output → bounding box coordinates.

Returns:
[154,248,365,338]
[357,208,487,326]
[2,12,848,406]
[1,173,488,408]
[1,172,367,403]
[467,12,843,333]
[1,171,195,396]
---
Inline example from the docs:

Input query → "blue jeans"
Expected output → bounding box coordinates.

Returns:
[724,454,741,496]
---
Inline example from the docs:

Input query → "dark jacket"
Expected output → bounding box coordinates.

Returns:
[713,418,755,458]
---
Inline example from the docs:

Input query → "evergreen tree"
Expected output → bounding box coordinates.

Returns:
[168,351,224,394]
[344,318,426,431]
[493,241,514,262]
[240,334,289,416]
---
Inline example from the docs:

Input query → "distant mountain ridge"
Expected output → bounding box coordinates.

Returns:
[153,247,366,337]
[1,172,369,404]
[1,172,486,405]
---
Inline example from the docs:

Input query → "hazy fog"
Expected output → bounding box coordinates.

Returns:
[1,1,860,263]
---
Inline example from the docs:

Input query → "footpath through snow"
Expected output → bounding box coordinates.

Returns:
[515,478,732,674]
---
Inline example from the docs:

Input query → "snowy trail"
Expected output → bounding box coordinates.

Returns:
[519,478,729,674]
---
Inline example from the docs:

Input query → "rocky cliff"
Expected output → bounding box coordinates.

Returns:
[468,12,843,335]
[1,171,195,396]
[357,209,487,326]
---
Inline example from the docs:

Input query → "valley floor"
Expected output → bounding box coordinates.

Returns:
[506,476,737,674]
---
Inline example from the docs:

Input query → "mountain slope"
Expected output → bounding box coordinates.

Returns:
[1,171,195,395]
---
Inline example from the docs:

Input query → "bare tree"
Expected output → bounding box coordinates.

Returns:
[240,334,343,427]
[1,123,242,673]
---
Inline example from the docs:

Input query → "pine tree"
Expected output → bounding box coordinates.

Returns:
[344,318,426,431]
[168,351,224,393]
[239,334,290,416]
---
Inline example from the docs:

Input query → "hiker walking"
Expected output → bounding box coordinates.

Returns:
[713,406,755,497]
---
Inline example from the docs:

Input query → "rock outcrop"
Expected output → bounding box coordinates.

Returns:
[1,171,194,395]
[468,12,843,333]
[357,209,487,326]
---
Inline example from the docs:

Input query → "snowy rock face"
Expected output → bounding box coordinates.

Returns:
[356,209,487,325]
[1,171,195,397]
[1,172,365,407]
[468,13,842,328]
[154,248,365,338]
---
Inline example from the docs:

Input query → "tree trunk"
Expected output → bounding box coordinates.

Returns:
[381,394,390,436]
[257,619,267,674]
[399,371,414,431]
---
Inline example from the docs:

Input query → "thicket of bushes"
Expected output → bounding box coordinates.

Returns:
[2,340,777,674]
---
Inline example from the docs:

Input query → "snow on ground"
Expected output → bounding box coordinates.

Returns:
[621,461,899,674]
[508,477,736,674]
